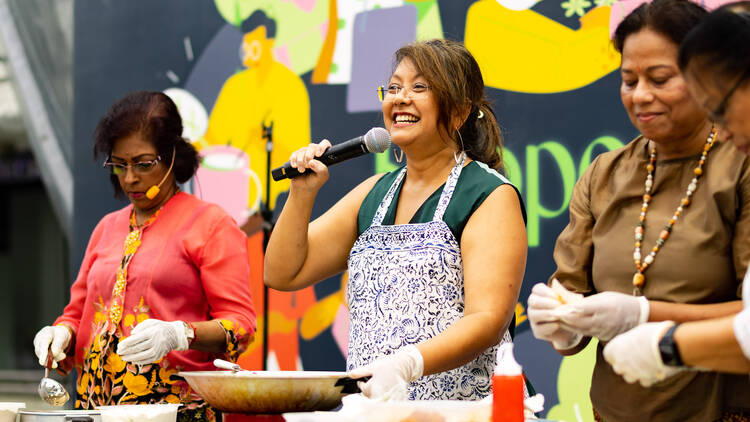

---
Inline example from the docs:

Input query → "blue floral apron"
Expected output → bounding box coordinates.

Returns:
[346,153,512,400]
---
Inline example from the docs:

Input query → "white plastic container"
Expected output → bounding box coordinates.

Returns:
[96,404,179,422]
[0,403,25,422]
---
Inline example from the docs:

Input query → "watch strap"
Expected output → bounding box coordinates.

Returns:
[658,323,683,367]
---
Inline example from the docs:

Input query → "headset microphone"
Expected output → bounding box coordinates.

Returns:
[146,147,176,199]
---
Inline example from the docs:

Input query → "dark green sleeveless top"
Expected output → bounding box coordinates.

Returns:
[357,161,527,241]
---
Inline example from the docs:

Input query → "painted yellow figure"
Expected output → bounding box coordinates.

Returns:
[202,11,311,214]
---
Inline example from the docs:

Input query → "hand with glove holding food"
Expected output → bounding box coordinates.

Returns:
[555,290,649,341]
[527,281,583,350]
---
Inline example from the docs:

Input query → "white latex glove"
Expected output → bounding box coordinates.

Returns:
[603,321,685,387]
[116,319,189,365]
[348,345,424,400]
[527,283,583,350]
[556,291,649,341]
[33,325,72,369]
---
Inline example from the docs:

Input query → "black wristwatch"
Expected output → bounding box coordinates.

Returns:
[658,323,684,367]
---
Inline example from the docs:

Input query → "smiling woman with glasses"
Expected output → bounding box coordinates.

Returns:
[265,39,528,402]
[32,91,256,422]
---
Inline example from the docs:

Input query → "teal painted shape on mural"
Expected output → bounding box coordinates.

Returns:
[546,340,597,422]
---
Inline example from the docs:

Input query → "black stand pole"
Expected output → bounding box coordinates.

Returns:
[260,121,274,371]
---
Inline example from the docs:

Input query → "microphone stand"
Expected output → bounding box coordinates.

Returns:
[260,120,274,371]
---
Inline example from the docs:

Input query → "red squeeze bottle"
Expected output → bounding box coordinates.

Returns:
[492,343,524,422]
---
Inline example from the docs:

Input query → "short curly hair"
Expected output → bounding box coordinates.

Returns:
[93,91,199,199]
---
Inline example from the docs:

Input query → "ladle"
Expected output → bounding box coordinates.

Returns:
[37,350,70,406]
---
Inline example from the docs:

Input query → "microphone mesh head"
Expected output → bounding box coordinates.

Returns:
[363,127,392,153]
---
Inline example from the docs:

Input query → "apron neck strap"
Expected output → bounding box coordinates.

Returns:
[371,152,467,226]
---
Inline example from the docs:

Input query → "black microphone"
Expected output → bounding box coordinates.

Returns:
[272,127,392,181]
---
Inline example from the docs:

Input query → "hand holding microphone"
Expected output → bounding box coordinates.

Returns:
[286,139,335,192]
[273,127,392,181]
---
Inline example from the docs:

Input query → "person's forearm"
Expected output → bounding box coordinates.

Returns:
[189,320,234,354]
[675,316,750,373]
[417,311,511,376]
[264,189,317,290]
[648,300,743,323]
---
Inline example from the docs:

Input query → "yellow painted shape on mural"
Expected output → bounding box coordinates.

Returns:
[312,0,337,84]
[213,0,328,75]
[299,291,343,340]
[465,0,620,93]
[202,58,311,209]
[546,339,596,422]
[244,311,299,354]
[515,302,527,326]
[300,271,348,339]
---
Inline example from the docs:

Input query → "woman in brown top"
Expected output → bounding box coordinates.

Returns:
[602,1,750,387]
[527,0,750,420]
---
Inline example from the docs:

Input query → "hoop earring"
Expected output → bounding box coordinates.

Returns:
[455,130,465,164]
[393,147,404,164]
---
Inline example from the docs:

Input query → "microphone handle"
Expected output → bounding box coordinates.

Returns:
[272,137,367,181]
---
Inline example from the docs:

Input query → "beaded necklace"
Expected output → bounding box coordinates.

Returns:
[632,126,717,296]
[107,207,163,333]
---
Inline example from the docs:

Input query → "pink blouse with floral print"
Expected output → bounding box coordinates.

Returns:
[54,192,255,418]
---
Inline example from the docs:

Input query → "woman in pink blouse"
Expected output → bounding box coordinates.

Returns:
[32,91,256,422]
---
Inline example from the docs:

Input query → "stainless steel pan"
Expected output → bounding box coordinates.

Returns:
[178,370,366,414]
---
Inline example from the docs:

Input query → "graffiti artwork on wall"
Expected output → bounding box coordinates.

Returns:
[78,0,737,419]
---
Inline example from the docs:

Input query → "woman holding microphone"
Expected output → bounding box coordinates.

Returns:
[265,39,527,400]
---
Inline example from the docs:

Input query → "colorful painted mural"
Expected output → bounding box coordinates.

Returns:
[73,0,713,420]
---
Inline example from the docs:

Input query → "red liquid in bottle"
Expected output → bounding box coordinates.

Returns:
[492,374,524,422]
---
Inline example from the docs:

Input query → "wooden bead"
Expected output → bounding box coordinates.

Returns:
[633,273,645,287]
[694,167,703,176]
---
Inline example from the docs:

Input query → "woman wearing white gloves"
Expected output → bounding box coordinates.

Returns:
[33,92,256,422]
[264,39,527,400]
[603,1,750,388]
[528,1,750,420]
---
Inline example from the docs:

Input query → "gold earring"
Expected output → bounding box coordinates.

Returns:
[393,147,404,164]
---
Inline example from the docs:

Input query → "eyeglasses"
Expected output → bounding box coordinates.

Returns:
[377,83,430,102]
[709,69,749,124]
[103,156,162,176]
